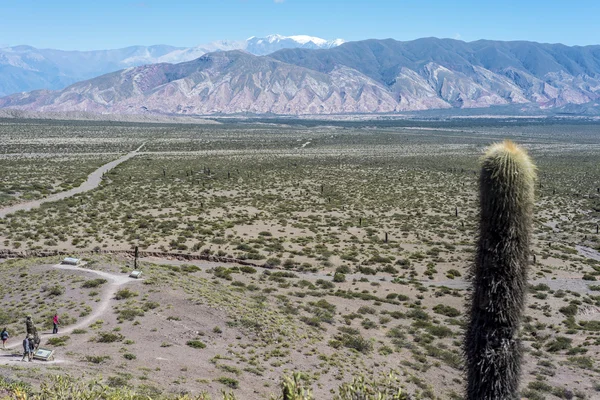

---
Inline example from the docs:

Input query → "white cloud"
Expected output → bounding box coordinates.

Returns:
[454,33,462,40]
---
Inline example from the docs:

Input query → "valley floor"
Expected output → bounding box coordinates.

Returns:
[0,118,599,399]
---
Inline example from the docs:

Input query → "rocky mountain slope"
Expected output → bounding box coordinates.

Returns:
[1,38,599,115]
[0,35,344,96]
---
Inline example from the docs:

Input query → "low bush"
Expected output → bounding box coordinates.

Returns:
[81,278,107,288]
[95,332,124,343]
[186,340,206,349]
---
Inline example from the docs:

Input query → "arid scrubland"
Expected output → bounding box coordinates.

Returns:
[0,118,599,399]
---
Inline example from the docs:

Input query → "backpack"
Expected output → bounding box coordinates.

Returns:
[0,331,8,340]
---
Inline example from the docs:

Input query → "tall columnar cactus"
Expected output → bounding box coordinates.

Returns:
[465,141,536,400]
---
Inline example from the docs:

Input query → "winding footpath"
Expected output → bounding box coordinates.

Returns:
[0,144,144,219]
[0,263,138,364]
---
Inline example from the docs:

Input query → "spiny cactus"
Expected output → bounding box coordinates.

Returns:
[465,141,536,400]
[279,373,313,400]
[335,372,407,400]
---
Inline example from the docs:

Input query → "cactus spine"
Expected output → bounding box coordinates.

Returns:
[465,141,536,400]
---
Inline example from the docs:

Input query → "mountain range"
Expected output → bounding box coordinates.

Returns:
[1,37,600,116]
[0,35,344,97]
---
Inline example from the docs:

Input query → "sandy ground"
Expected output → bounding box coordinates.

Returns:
[577,245,600,261]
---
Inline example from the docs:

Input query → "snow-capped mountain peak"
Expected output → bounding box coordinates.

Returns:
[244,34,345,55]
[263,34,327,45]
[143,34,345,64]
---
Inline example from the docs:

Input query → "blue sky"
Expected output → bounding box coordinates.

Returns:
[1,0,599,50]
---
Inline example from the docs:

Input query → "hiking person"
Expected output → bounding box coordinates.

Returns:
[52,313,59,334]
[25,315,40,350]
[1,328,8,349]
[25,315,35,336]
[21,334,33,362]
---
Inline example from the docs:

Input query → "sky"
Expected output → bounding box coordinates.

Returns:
[1,0,599,50]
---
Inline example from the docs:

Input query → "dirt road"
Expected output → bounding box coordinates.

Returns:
[0,144,144,219]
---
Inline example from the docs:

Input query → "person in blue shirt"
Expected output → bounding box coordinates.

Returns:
[0,328,8,349]
[21,334,33,362]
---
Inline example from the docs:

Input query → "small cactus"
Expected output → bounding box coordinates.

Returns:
[465,141,536,400]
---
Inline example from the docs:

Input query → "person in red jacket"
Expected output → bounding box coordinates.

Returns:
[52,314,59,334]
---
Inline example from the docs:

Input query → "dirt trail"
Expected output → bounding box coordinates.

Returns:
[0,144,144,218]
[0,263,137,363]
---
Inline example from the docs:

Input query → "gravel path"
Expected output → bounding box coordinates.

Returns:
[0,144,144,218]
[0,262,137,364]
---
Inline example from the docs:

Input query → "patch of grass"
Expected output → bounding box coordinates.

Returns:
[186,340,206,349]
[546,336,572,352]
[567,356,594,369]
[46,285,65,296]
[85,355,111,364]
[115,288,137,300]
[81,278,107,288]
[216,377,239,389]
[330,333,373,354]
[46,336,70,347]
[432,304,461,317]
[95,332,124,343]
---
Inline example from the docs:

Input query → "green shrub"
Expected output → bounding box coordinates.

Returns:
[47,285,65,296]
[567,356,594,369]
[81,278,107,288]
[142,301,160,311]
[117,307,145,321]
[216,377,239,389]
[559,304,578,317]
[265,258,281,268]
[546,336,572,352]
[46,336,70,347]
[95,332,124,343]
[425,324,453,338]
[180,264,200,273]
[115,289,137,300]
[336,333,372,354]
[432,304,461,317]
[186,340,206,349]
[85,355,111,364]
